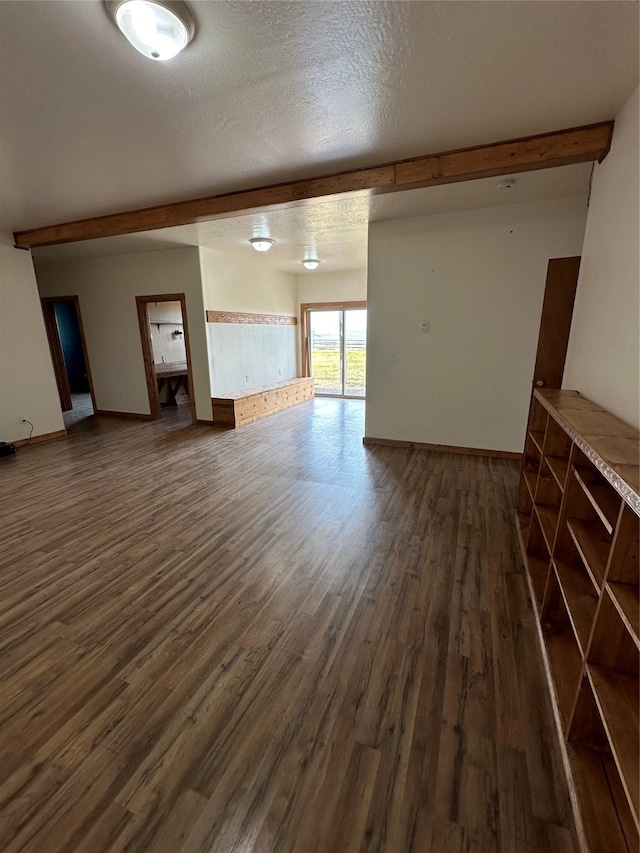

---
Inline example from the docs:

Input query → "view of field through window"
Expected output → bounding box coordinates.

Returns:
[309,308,366,397]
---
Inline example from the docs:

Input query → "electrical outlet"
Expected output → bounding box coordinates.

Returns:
[245,374,250,382]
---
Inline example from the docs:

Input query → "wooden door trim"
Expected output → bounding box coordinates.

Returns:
[41,300,72,411]
[41,295,96,413]
[136,294,196,424]
[43,295,97,414]
[531,257,581,391]
[300,301,366,378]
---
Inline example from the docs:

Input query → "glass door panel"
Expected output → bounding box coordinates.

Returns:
[309,310,342,395]
[344,309,366,397]
[308,306,367,398]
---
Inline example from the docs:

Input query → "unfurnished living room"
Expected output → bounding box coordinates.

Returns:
[0,2,638,852]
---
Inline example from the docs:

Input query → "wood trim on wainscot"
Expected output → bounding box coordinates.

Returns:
[13,428,68,448]
[363,436,522,461]
[206,311,297,326]
[14,122,614,248]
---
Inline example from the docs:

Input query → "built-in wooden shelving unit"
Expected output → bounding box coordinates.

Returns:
[516,389,639,853]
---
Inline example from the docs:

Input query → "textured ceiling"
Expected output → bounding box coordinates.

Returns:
[2,1,638,269]
[32,163,592,271]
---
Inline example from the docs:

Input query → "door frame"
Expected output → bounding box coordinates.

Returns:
[300,301,367,396]
[136,293,196,424]
[41,295,96,414]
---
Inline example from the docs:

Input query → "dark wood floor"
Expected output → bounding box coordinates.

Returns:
[0,399,577,852]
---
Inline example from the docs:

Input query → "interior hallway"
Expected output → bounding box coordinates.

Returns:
[62,393,95,430]
[0,399,576,852]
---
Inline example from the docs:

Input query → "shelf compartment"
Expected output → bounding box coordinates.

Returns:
[542,415,572,492]
[587,664,639,829]
[607,582,640,648]
[523,432,542,477]
[536,505,559,553]
[518,430,542,512]
[542,572,583,730]
[523,468,538,503]
[570,746,638,853]
[529,429,545,455]
[528,395,549,431]
[588,587,638,677]
[554,557,598,655]
[587,587,639,827]
[568,678,638,853]
[534,459,562,552]
[528,555,551,614]
[566,518,610,590]
[525,511,551,611]
[546,455,569,492]
[573,461,623,535]
[607,502,640,590]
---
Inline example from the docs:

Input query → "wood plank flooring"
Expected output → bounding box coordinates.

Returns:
[0,399,577,852]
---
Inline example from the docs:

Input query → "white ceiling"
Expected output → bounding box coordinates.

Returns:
[1,1,638,270]
[32,163,593,271]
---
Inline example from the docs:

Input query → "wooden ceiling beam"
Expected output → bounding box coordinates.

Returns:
[14,121,613,249]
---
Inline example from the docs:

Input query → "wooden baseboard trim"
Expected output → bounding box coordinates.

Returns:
[196,418,215,426]
[13,428,68,448]
[362,436,522,461]
[95,409,153,421]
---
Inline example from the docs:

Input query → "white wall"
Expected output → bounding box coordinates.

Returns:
[199,248,299,395]
[366,197,588,452]
[148,300,187,365]
[200,249,297,315]
[0,232,64,443]
[35,248,212,420]
[296,269,367,307]
[564,87,639,429]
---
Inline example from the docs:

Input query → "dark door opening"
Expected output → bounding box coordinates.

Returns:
[41,296,96,425]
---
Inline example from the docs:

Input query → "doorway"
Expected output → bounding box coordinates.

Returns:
[301,302,367,398]
[136,293,196,424]
[41,296,96,424]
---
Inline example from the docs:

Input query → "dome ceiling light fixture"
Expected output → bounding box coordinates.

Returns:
[249,237,274,252]
[301,258,320,271]
[106,0,195,62]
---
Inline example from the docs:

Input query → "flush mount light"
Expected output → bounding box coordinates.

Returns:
[302,259,320,271]
[107,0,195,61]
[250,238,274,253]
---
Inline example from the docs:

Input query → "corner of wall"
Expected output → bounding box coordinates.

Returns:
[563,86,640,428]
[0,233,64,442]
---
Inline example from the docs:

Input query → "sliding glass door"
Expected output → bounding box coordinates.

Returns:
[307,306,366,398]
[343,308,366,397]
